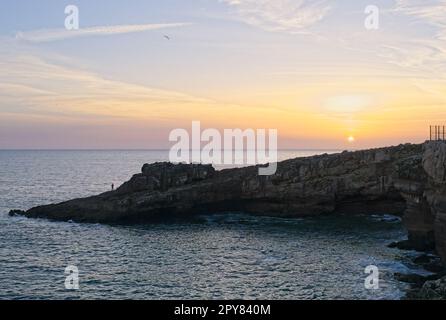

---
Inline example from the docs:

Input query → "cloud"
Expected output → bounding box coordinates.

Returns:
[0,53,210,120]
[0,47,294,148]
[15,23,192,43]
[220,0,332,34]
[394,0,446,27]
[0,47,280,125]
[378,1,446,79]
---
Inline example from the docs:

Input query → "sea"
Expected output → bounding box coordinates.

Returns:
[0,150,429,300]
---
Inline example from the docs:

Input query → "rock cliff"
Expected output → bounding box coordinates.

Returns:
[401,142,446,260]
[13,144,422,222]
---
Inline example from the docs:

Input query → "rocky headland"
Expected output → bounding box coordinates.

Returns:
[9,141,446,298]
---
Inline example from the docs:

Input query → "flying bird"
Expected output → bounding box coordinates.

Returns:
[163,35,171,40]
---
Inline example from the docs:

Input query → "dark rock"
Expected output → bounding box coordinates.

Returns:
[411,253,445,273]
[413,254,435,264]
[394,273,427,286]
[418,276,446,300]
[424,260,446,274]
[8,210,25,217]
[388,240,416,251]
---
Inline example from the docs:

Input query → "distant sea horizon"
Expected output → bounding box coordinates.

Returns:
[0,148,346,151]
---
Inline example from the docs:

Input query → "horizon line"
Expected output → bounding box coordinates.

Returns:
[0,148,347,152]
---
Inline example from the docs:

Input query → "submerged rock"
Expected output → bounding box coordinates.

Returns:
[394,273,429,286]
[388,240,416,251]
[8,210,25,217]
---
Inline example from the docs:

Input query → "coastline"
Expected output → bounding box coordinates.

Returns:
[7,142,446,299]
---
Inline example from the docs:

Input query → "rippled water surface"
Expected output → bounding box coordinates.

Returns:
[0,150,423,299]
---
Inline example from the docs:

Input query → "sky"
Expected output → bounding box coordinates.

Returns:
[0,0,445,149]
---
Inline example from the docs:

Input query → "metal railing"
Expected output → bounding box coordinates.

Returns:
[430,125,446,141]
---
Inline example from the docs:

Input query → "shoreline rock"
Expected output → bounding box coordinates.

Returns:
[418,276,446,299]
[394,253,446,300]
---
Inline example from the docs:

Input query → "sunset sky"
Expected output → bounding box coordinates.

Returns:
[1,0,445,149]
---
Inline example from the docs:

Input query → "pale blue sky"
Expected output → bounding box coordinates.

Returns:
[1,1,445,149]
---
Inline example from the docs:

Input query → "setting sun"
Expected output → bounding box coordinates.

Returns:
[348,136,355,143]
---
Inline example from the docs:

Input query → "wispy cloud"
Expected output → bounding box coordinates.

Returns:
[375,0,446,94]
[0,46,282,124]
[394,0,446,27]
[220,0,332,34]
[0,53,209,119]
[15,23,191,43]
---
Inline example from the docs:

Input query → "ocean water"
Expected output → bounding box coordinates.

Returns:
[0,150,425,300]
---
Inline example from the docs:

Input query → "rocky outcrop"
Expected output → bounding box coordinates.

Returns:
[116,163,216,194]
[418,276,446,300]
[422,142,446,262]
[393,152,434,251]
[389,142,446,263]
[12,143,420,223]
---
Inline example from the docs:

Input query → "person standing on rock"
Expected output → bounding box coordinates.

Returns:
[111,183,114,191]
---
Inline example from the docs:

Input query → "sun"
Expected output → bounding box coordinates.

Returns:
[348,136,355,143]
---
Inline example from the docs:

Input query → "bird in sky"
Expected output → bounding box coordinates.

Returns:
[163,35,171,40]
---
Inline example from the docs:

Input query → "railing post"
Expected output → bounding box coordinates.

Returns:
[428,125,446,141]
